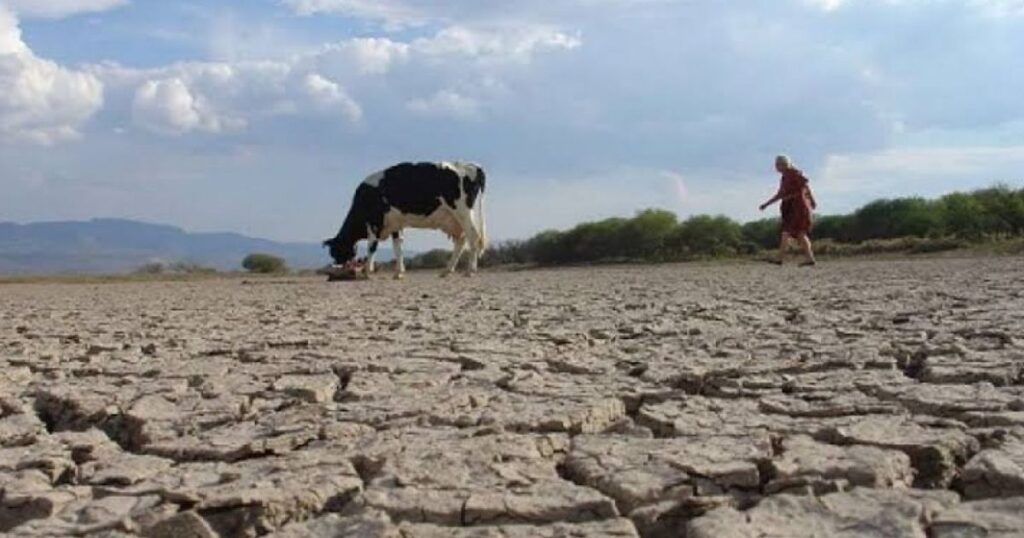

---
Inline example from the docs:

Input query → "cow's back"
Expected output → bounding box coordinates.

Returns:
[367,162,464,216]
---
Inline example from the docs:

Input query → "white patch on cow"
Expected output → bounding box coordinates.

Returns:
[392,234,405,279]
[364,222,377,274]
[363,169,385,187]
[381,205,463,240]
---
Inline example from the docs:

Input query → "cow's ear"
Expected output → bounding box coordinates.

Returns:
[322,238,333,248]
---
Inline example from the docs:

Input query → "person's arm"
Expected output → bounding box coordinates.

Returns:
[759,193,782,211]
[805,185,817,210]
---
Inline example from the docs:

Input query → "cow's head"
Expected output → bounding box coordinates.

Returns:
[325,183,379,265]
[323,236,356,265]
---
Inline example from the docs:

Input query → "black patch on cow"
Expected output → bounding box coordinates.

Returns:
[377,162,462,213]
[463,167,485,210]
[326,183,387,264]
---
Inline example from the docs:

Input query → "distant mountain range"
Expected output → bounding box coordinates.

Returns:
[0,218,394,275]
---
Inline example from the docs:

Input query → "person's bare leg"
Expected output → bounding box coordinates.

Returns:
[776,233,790,264]
[798,234,816,265]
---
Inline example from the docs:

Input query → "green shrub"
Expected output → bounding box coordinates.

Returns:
[242,253,288,274]
[134,262,165,275]
[169,262,218,274]
[741,218,780,250]
[407,249,451,269]
[666,215,744,259]
[411,183,1023,268]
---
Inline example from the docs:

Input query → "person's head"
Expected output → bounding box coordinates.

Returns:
[775,154,793,173]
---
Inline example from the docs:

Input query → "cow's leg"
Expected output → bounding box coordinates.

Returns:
[442,236,466,278]
[465,228,480,276]
[453,208,481,275]
[365,239,379,276]
[392,232,405,280]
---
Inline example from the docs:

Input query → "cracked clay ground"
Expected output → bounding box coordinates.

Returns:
[2,256,1024,537]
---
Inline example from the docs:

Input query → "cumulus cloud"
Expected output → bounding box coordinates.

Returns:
[111,20,578,136]
[0,6,103,144]
[305,24,578,82]
[412,25,581,65]
[406,90,481,120]
[132,77,243,135]
[283,0,427,27]
[103,59,365,135]
[313,38,410,75]
[3,0,129,19]
[281,0,683,28]
[302,74,362,122]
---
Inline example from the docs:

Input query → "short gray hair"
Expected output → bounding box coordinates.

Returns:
[775,154,794,170]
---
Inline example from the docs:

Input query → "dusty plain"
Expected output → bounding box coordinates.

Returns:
[2,256,1024,537]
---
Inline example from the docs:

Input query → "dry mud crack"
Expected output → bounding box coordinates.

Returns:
[2,257,1024,537]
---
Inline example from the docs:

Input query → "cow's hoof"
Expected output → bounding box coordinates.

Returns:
[394,272,405,280]
[439,271,452,279]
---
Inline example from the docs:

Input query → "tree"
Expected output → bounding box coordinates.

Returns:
[741,218,780,249]
[667,215,744,258]
[433,183,1023,268]
[622,209,678,259]
[940,193,990,240]
[970,184,1024,236]
[813,214,855,242]
[242,253,288,274]
[528,230,568,264]
[481,240,530,267]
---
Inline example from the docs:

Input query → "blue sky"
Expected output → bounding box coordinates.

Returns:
[1,0,1023,248]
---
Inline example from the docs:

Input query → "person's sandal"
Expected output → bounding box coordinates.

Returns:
[799,260,817,267]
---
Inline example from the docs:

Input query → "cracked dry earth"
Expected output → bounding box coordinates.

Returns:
[2,257,1024,538]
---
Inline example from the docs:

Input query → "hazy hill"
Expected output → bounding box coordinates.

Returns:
[0,218,392,274]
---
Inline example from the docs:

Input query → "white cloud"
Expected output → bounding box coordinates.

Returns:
[132,77,243,135]
[304,24,578,88]
[104,20,578,137]
[283,0,426,27]
[406,90,481,120]
[282,0,683,28]
[0,6,103,144]
[804,0,1024,15]
[105,59,366,136]
[3,0,128,19]
[0,6,26,54]
[302,73,362,122]
[313,38,410,75]
[817,146,1024,208]
[803,0,846,11]
[413,25,581,65]
[970,0,1024,16]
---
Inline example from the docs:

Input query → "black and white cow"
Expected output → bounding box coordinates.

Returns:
[324,161,487,279]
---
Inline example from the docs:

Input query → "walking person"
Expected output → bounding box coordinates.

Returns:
[759,155,817,266]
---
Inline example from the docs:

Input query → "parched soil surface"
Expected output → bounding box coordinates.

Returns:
[2,256,1024,537]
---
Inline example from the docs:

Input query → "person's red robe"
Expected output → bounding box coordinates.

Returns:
[777,169,812,236]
